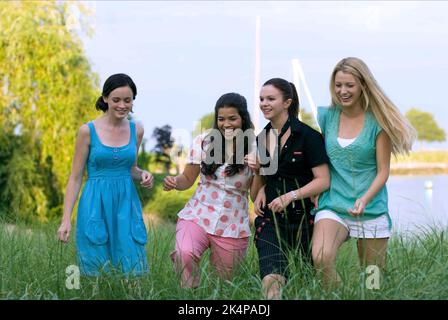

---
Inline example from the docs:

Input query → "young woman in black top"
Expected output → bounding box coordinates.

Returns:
[250,78,330,299]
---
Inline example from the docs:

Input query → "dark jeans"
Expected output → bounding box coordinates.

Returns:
[254,209,314,280]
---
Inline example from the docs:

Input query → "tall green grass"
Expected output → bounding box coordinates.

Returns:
[1,219,447,300]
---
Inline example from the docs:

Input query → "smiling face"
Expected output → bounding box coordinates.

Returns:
[217,106,243,139]
[259,84,291,121]
[103,86,134,118]
[334,71,363,110]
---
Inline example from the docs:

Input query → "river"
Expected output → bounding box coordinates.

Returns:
[388,174,448,235]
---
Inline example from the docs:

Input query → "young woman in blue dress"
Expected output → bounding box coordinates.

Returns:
[312,57,416,289]
[57,74,153,276]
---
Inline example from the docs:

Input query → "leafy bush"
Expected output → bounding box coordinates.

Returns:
[143,184,195,222]
[0,2,99,222]
[138,173,196,222]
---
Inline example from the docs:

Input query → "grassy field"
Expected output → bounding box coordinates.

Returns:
[1,218,447,300]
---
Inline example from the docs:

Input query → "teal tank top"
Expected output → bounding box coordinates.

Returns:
[316,106,389,222]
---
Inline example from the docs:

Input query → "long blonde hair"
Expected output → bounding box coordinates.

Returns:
[330,57,416,156]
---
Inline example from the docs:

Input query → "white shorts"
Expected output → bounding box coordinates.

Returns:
[314,210,391,239]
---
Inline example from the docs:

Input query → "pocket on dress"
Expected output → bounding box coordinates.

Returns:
[131,218,148,245]
[85,218,109,245]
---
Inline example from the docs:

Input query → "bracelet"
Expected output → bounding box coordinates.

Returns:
[290,190,298,202]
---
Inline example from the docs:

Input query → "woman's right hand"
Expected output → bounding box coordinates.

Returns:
[310,194,320,208]
[57,220,72,243]
[163,176,177,191]
[245,153,260,174]
[253,187,266,217]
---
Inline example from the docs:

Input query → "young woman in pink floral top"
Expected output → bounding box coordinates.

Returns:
[163,93,263,288]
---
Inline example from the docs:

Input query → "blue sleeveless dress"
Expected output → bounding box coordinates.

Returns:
[76,121,149,276]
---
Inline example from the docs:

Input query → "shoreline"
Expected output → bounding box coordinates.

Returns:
[390,162,448,176]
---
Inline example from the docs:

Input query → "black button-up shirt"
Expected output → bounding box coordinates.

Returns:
[257,116,329,219]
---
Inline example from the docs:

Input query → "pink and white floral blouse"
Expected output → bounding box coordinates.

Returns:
[177,132,253,239]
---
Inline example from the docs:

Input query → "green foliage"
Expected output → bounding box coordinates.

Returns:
[136,173,194,222]
[144,153,177,175]
[143,181,195,222]
[193,112,214,137]
[134,172,163,210]
[0,2,99,221]
[134,140,155,206]
[151,125,173,172]
[1,144,46,222]
[300,108,319,131]
[137,140,151,172]
[405,108,446,143]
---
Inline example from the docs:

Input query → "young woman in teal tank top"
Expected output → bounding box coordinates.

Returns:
[57,74,153,277]
[311,58,415,289]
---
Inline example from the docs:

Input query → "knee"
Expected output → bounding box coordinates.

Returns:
[262,274,286,288]
[312,246,336,268]
[171,247,198,266]
[262,274,286,300]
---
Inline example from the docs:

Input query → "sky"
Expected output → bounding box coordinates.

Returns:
[76,1,448,150]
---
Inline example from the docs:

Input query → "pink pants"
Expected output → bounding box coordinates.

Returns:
[170,219,248,288]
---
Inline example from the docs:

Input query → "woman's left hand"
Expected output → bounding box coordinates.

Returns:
[140,171,154,189]
[268,193,292,213]
[348,198,366,216]
[245,153,260,174]
[310,194,320,208]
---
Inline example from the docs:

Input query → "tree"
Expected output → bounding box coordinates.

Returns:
[193,112,214,137]
[405,108,446,143]
[300,108,319,131]
[0,1,99,221]
[152,125,174,173]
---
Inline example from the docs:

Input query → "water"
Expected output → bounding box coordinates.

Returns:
[387,175,448,235]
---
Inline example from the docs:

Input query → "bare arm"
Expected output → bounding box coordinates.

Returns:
[294,163,330,200]
[131,122,145,180]
[163,164,200,191]
[58,125,90,242]
[253,184,266,217]
[250,173,265,202]
[131,122,154,188]
[62,125,90,221]
[268,163,330,213]
[349,131,391,215]
[245,152,265,202]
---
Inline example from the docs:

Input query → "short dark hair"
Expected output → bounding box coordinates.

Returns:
[263,78,299,117]
[95,73,137,112]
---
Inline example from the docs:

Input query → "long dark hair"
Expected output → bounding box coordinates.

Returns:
[263,78,299,118]
[95,73,137,112]
[201,93,254,179]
